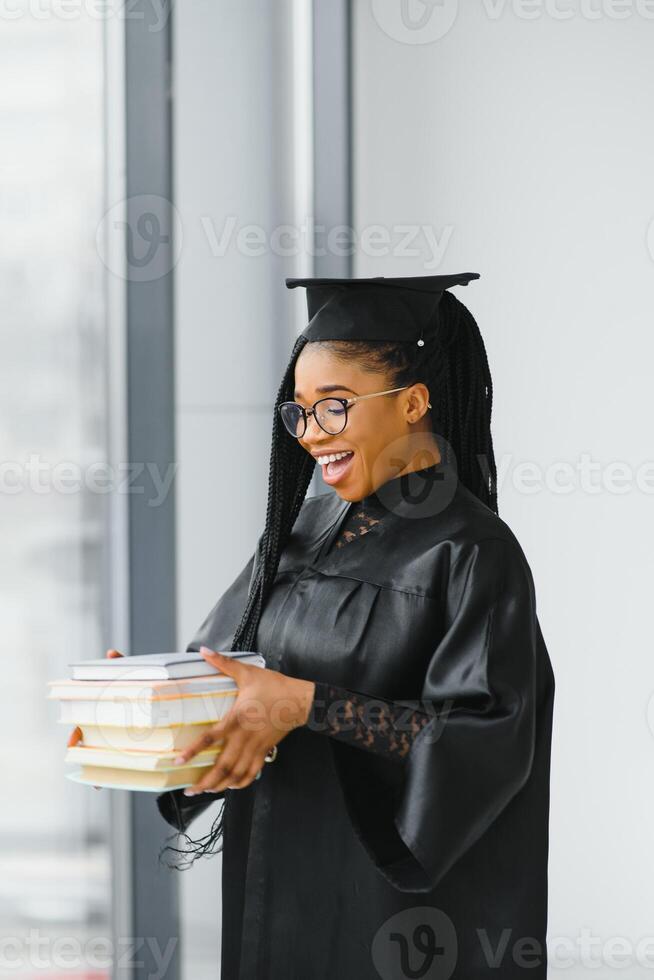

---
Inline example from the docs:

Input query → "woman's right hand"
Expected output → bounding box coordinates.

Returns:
[67,648,124,789]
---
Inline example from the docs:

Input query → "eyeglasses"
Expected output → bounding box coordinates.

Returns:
[278,385,414,438]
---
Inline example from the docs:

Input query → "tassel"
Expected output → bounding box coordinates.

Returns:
[157,790,227,871]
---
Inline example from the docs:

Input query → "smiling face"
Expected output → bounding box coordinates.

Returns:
[293,343,439,502]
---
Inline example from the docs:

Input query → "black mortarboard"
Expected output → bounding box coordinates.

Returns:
[285,272,479,347]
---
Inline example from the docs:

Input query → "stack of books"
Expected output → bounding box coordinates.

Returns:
[49,651,265,792]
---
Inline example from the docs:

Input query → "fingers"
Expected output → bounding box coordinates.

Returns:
[174,715,234,765]
[199,647,246,681]
[184,742,263,795]
[184,749,261,796]
[67,726,82,748]
[106,649,124,658]
[224,761,264,790]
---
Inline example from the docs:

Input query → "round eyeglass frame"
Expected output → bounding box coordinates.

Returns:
[278,385,421,438]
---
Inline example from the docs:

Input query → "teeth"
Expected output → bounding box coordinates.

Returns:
[316,451,353,466]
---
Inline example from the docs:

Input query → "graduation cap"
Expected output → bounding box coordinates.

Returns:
[285,272,479,347]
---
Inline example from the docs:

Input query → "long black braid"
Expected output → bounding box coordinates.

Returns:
[229,336,317,652]
[158,289,497,869]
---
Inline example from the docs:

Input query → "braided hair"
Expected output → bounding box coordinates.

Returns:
[366,288,497,513]
[158,289,497,869]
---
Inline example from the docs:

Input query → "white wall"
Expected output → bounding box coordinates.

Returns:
[353,3,654,975]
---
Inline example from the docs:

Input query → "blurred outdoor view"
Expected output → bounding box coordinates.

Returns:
[0,7,111,978]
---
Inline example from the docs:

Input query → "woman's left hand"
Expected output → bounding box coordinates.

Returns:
[177,646,316,795]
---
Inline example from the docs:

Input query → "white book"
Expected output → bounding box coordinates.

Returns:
[56,687,238,727]
[68,651,264,681]
[48,673,242,701]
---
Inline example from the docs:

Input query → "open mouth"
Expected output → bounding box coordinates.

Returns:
[316,450,355,485]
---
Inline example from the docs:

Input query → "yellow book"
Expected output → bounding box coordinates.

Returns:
[70,763,215,790]
[77,723,218,753]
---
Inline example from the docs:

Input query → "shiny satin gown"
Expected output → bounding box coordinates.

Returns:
[157,459,555,979]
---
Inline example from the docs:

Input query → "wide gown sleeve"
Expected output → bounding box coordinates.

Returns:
[321,535,539,893]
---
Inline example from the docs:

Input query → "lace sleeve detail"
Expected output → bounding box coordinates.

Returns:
[306,680,432,763]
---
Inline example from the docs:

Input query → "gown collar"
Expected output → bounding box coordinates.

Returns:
[313,457,459,566]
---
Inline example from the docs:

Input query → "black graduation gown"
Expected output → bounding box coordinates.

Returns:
[157,461,555,979]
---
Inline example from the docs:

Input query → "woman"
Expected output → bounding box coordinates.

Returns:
[155,273,556,979]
